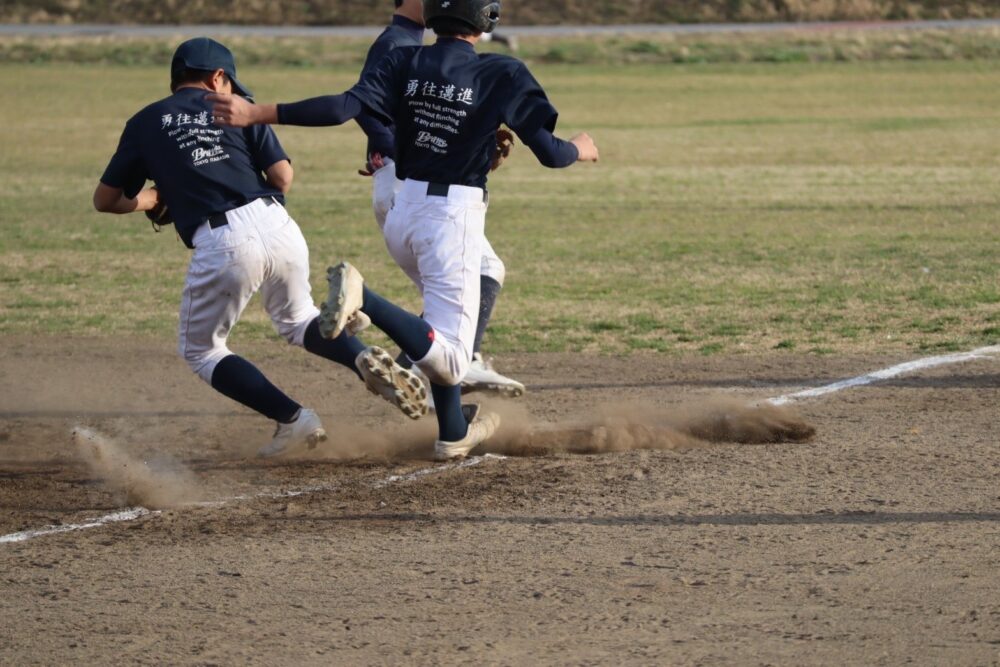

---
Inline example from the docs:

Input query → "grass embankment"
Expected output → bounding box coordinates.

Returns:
[4,0,1000,25]
[0,57,997,355]
[3,28,1000,66]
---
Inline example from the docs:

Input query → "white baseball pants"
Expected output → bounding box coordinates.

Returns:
[178,198,320,384]
[382,179,489,386]
[373,160,505,286]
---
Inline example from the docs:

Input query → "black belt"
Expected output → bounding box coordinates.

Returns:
[206,197,278,229]
[426,182,488,204]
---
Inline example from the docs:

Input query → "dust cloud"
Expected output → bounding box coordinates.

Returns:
[306,420,438,461]
[305,398,815,461]
[480,398,815,458]
[73,427,202,509]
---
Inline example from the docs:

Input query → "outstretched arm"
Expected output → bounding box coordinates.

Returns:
[210,93,363,128]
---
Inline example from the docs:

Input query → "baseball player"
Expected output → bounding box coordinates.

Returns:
[356,0,526,401]
[93,37,428,459]
[210,0,599,460]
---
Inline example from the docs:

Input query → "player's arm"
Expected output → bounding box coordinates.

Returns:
[356,110,396,159]
[95,120,159,214]
[524,127,598,167]
[210,93,364,128]
[504,62,599,167]
[92,183,161,214]
[354,37,402,164]
[212,50,405,130]
[264,160,294,194]
[246,125,294,193]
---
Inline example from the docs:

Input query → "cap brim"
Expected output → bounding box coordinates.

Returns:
[229,75,253,101]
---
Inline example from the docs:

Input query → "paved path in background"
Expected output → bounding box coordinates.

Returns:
[1,18,999,38]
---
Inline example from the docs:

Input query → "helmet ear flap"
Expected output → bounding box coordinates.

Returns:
[482,1,501,33]
[424,0,501,34]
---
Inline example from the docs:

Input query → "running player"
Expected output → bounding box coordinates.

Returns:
[210,0,598,460]
[94,38,428,459]
[356,0,526,401]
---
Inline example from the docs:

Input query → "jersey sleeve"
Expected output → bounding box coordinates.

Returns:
[348,47,409,127]
[244,125,289,171]
[100,120,149,198]
[501,63,560,140]
[355,109,396,159]
[360,35,398,78]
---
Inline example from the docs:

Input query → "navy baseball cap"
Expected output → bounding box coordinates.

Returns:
[171,37,253,99]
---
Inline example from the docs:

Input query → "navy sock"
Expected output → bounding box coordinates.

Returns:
[474,276,502,356]
[394,311,426,369]
[303,317,364,379]
[395,350,413,369]
[210,355,301,423]
[362,286,434,361]
[431,383,469,442]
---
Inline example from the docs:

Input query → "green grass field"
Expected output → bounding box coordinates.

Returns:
[1,58,997,355]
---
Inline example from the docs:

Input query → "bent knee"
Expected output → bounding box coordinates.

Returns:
[416,341,471,387]
[272,311,318,348]
[274,320,310,347]
[179,340,231,384]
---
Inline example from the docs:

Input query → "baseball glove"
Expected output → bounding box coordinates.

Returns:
[491,128,515,172]
[145,187,174,232]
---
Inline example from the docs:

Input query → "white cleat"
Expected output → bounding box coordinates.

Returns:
[461,353,525,398]
[356,346,429,420]
[257,408,327,459]
[408,363,436,412]
[345,311,371,337]
[433,404,500,462]
[319,261,365,340]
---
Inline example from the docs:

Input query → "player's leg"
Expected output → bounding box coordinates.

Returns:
[178,211,325,458]
[335,275,497,460]
[325,261,471,447]
[462,238,526,397]
[257,202,428,420]
[387,185,500,457]
[322,185,500,458]
[475,239,506,357]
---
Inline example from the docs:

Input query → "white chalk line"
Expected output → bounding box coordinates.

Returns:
[0,454,505,545]
[5,345,998,545]
[0,508,155,545]
[768,345,1000,405]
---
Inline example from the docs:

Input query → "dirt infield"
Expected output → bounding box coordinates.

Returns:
[1,337,998,665]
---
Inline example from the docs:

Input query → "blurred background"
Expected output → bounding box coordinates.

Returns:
[4,0,1000,25]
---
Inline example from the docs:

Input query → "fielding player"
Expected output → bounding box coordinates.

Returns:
[210,0,599,460]
[356,0,527,401]
[93,38,428,459]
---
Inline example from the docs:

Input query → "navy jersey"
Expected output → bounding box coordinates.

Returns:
[101,88,288,248]
[349,39,560,188]
[355,15,425,160]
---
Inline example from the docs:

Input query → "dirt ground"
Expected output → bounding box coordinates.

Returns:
[1,337,998,666]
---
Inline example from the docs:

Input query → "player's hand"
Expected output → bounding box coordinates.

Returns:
[570,133,599,162]
[209,93,261,128]
[358,152,386,177]
[139,186,164,213]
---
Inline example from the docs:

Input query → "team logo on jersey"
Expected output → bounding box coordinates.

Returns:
[415,131,449,153]
[192,145,226,162]
[191,144,231,166]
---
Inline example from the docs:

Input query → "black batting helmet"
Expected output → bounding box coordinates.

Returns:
[424,0,501,34]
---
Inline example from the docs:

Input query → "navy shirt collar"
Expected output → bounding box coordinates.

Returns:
[391,14,425,35]
[434,37,476,54]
